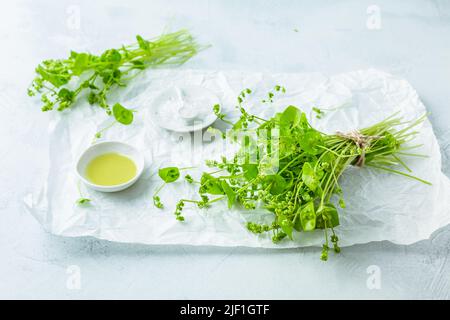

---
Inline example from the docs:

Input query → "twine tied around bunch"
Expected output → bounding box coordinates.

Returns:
[335,130,382,167]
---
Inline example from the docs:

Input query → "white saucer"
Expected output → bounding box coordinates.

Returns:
[151,85,220,132]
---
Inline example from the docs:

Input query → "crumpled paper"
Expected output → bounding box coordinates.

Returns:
[24,69,450,248]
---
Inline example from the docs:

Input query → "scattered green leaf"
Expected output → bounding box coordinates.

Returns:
[158,167,180,183]
[112,103,133,125]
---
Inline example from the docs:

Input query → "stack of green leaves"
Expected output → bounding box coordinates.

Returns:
[28,29,205,125]
[157,86,430,260]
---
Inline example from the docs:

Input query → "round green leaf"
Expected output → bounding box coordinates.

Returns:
[299,129,323,155]
[242,164,258,180]
[302,162,319,191]
[158,167,180,183]
[263,174,287,195]
[200,173,224,195]
[317,204,340,228]
[113,103,134,125]
[280,105,302,128]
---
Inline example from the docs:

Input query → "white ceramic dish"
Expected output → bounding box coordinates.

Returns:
[76,141,145,192]
[151,85,220,132]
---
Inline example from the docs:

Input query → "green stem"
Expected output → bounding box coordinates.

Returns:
[153,182,166,196]
[366,164,432,185]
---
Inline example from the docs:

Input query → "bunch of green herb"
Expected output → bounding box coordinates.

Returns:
[158,86,430,260]
[28,29,205,124]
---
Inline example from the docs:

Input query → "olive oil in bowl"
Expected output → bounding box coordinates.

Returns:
[76,141,144,192]
[86,153,137,186]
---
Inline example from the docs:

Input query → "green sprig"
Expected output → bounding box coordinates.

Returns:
[28,30,206,124]
[172,86,430,259]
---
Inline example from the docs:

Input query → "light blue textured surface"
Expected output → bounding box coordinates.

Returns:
[0,0,449,299]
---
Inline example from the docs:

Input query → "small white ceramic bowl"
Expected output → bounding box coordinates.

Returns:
[151,85,220,132]
[76,141,145,192]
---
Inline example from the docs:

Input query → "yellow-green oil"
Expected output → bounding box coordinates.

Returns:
[86,153,137,186]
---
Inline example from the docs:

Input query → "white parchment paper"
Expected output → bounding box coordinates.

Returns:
[24,69,450,248]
